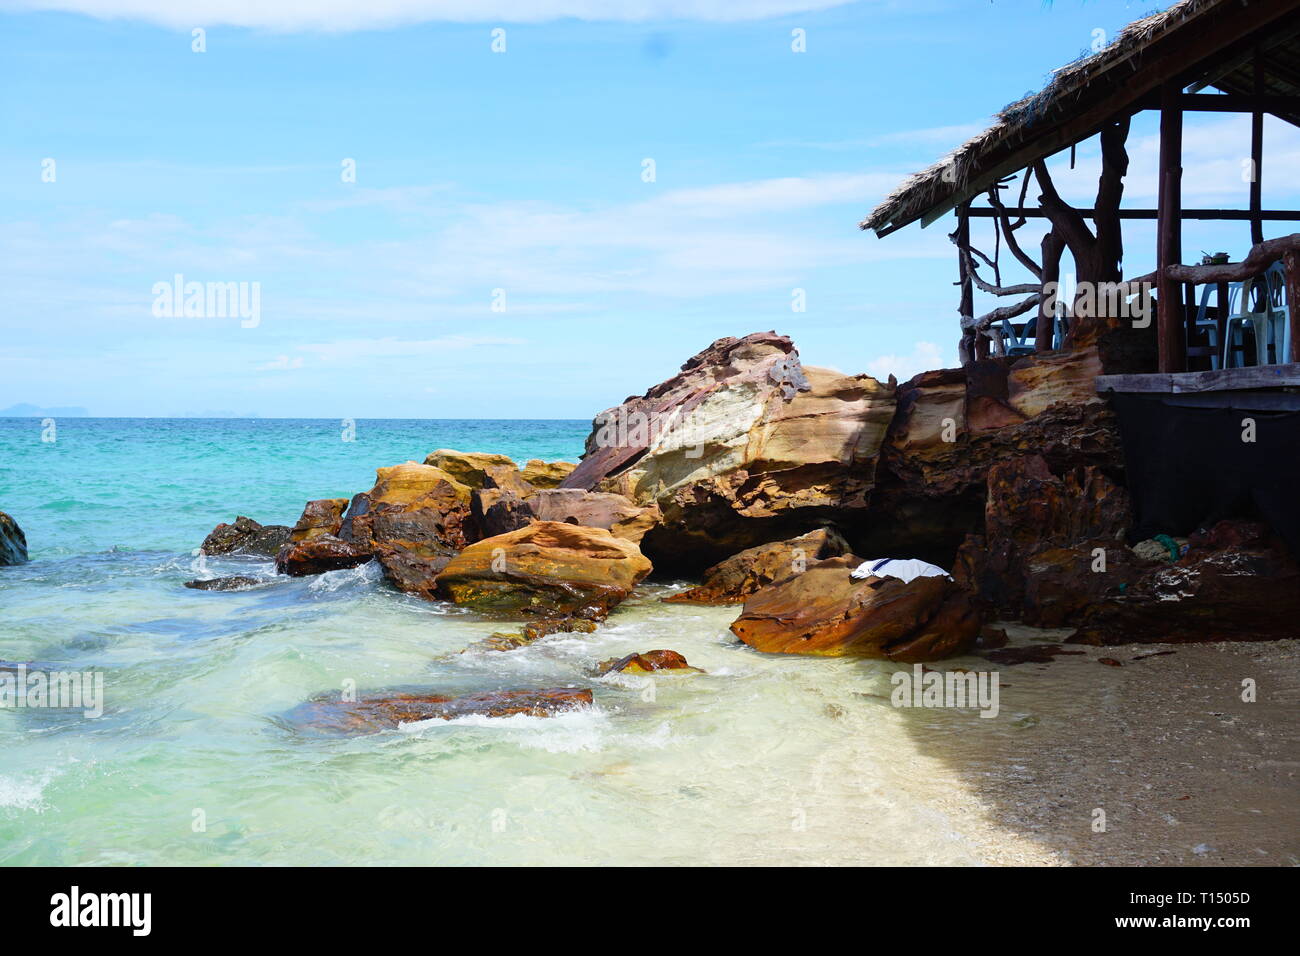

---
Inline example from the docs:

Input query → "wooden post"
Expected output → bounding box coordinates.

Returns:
[1284,249,1300,364]
[1036,230,1065,350]
[1156,84,1185,373]
[1250,52,1264,246]
[956,202,981,361]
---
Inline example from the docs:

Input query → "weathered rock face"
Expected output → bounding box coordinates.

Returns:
[1068,520,1300,645]
[0,511,28,566]
[289,498,349,543]
[521,459,577,489]
[853,349,1123,567]
[285,687,594,735]
[332,462,472,598]
[729,556,981,662]
[436,521,652,618]
[275,534,373,576]
[561,332,896,572]
[200,516,291,558]
[952,454,1142,625]
[527,488,661,544]
[664,527,852,605]
[423,449,517,489]
[183,575,261,591]
[470,488,534,540]
[596,650,694,675]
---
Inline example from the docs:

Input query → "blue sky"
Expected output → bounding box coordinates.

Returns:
[2,0,1297,417]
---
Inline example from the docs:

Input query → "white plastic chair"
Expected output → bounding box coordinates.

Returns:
[1224,272,1273,368]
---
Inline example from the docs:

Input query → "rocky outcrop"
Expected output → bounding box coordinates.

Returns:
[596,650,695,675]
[952,454,1144,626]
[0,511,27,566]
[286,687,595,735]
[561,332,896,572]
[1068,520,1300,645]
[289,498,349,543]
[527,488,661,544]
[470,488,534,540]
[664,527,852,605]
[521,459,576,489]
[854,349,1123,567]
[200,516,291,557]
[436,521,652,618]
[729,555,981,661]
[423,449,517,489]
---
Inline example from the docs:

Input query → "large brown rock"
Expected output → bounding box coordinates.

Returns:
[952,454,1142,625]
[1068,520,1300,645]
[200,515,291,557]
[275,534,373,576]
[436,521,652,618]
[664,526,852,605]
[337,462,472,598]
[729,555,981,662]
[470,487,534,540]
[527,488,661,544]
[0,511,27,566]
[562,332,895,572]
[423,450,518,489]
[596,650,695,675]
[521,459,577,489]
[285,687,594,735]
[289,498,349,543]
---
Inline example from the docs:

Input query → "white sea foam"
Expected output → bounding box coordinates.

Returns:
[307,560,383,592]
[0,771,54,812]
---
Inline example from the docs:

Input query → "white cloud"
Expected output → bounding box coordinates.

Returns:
[864,340,949,382]
[0,0,856,31]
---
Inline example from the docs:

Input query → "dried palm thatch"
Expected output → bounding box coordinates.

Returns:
[861,0,1300,236]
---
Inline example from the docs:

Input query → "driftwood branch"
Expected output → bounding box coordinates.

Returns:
[961,293,1042,331]
[1163,233,1300,282]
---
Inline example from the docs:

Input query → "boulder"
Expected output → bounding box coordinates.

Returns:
[436,521,652,618]
[855,351,1123,567]
[289,498,349,543]
[285,687,595,735]
[470,488,534,540]
[183,575,261,591]
[663,526,852,605]
[951,454,1144,625]
[596,650,695,675]
[0,511,27,566]
[333,462,472,598]
[1068,520,1300,645]
[521,459,577,489]
[729,555,981,662]
[561,332,896,572]
[527,488,661,544]
[200,516,291,557]
[275,534,373,576]
[423,449,517,489]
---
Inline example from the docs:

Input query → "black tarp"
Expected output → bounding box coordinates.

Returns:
[1108,392,1300,557]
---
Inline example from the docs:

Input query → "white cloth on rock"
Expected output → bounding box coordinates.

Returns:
[850,558,951,583]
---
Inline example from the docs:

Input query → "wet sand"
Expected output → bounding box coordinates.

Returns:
[894,627,1300,866]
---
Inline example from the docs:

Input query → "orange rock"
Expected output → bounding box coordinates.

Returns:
[286,687,594,735]
[663,527,851,605]
[729,556,981,662]
[289,498,349,543]
[596,649,694,675]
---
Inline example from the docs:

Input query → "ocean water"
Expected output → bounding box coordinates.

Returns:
[0,417,999,866]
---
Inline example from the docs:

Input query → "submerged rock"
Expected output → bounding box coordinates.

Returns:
[596,650,695,675]
[184,575,262,591]
[561,332,895,572]
[664,527,852,605]
[200,515,291,557]
[436,520,652,618]
[521,459,577,489]
[0,511,28,565]
[286,687,595,735]
[729,555,981,662]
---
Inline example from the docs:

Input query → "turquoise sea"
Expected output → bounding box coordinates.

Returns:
[0,417,1004,865]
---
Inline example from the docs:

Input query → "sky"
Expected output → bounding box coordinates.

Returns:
[1,0,1297,418]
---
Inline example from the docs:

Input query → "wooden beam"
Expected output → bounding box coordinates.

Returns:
[1097,363,1300,394]
[1177,92,1300,114]
[964,207,1300,221]
[1251,53,1265,246]
[1157,84,1185,374]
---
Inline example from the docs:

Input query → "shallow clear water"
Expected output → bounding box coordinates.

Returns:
[0,418,994,865]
